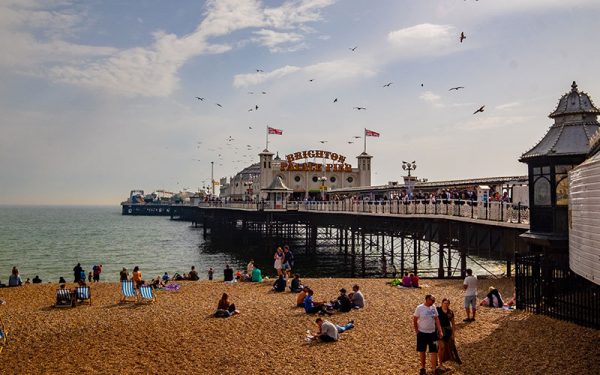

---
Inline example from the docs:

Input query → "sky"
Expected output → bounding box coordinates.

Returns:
[1,0,600,205]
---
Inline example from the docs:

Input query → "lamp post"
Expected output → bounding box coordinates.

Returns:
[402,160,417,195]
[211,161,215,196]
[319,176,327,201]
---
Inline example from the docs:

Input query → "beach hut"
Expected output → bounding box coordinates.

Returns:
[263,176,292,209]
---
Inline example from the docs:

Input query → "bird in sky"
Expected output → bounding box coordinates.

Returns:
[353,135,362,139]
[195,97,205,101]
[383,82,393,87]
[255,105,259,110]
[248,108,253,112]
[449,86,465,91]
[473,105,485,114]
[420,83,424,87]
[353,107,366,110]
[261,91,267,94]
[460,32,466,43]
[319,140,327,144]
[333,98,338,103]
[347,141,354,144]
[309,79,315,82]
[349,46,358,52]
[248,126,253,129]
[256,69,264,72]
[216,103,222,107]
[226,136,234,141]
[248,91,254,94]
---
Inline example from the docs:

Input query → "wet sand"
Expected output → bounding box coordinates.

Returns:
[0,278,597,374]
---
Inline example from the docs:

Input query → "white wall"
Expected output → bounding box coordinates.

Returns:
[569,152,600,285]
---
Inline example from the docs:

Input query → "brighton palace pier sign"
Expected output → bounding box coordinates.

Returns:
[280,150,353,172]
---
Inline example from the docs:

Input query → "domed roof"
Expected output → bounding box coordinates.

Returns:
[549,81,600,118]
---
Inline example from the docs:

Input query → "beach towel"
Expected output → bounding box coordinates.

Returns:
[163,283,180,291]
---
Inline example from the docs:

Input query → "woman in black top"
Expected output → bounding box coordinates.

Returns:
[437,298,461,365]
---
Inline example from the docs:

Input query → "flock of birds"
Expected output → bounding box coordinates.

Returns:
[190,28,486,184]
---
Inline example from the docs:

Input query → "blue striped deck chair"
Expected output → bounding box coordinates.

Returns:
[54,287,73,308]
[0,317,6,354]
[138,285,156,304]
[120,280,137,303]
[76,286,92,305]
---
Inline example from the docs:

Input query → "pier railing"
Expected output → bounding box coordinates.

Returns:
[199,199,529,225]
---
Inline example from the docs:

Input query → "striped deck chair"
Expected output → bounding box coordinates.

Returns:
[138,285,156,304]
[120,280,137,303]
[0,317,6,354]
[76,286,92,305]
[54,288,73,308]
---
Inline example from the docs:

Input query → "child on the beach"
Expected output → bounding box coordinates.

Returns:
[208,268,214,280]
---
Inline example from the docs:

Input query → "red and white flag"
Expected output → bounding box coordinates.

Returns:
[365,128,380,137]
[268,126,283,135]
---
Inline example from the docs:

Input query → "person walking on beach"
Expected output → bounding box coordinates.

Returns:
[208,267,214,280]
[119,268,129,282]
[274,247,284,277]
[224,265,234,282]
[414,294,443,375]
[437,298,461,366]
[92,264,102,282]
[283,245,294,278]
[463,269,477,322]
[73,263,83,283]
[132,266,143,288]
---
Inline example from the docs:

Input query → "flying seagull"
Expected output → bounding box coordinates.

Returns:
[309,79,315,82]
[248,108,253,112]
[353,107,366,110]
[195,97,205,101]
[319,140,327,144]
[353,135,361,139]
[248,126,253,129]
[255,105,259,110]
[261,91,267,94]
[216,103,223,107]
[449,86,465,91]
[347,141,354,144]
[383,82,393,87]
[248,91,254,94]
[473,105,485,114]
[333,98,338,103]
[256,69,264,72]
[460,32,466,43]
[420,83,424,87]
[349,46,358,52]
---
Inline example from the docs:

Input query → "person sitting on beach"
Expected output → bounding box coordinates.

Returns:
[350,284,365,309]
[272,275,286,292]
[290,274,303,293]
[119,268,129,282]
[162,272,170,283]
[224,265,234,282]
[8,269,22,287]
[132,266,143,289]
[304,289,332,316]
[297,286,310,307]
[480,287,503,308]
[24,278,31,284]
[235,271,243,282]
[411,273,420,288]
[309,318,354,342]
[505,288,516,307]
[402,272,413,288]
[251,266,263,282]
[188,266,200,281]
[214,293,239,318]
[247,260,254,278]
[59,276,66,284]
[32,275,42,284]
[332,288,353,313]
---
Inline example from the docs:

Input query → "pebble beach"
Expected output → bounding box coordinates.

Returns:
[0,278,598,374]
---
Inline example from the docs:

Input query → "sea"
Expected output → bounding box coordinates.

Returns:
[0,205,507,283]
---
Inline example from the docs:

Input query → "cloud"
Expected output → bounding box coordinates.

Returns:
[496,102,521,110]
[233,65,301,87]
[419,91,441,103]
[457,116,533,131]
[2,0,337,97]
[387,23,458,58]
[304,59,376,81]
[252,29,304,51]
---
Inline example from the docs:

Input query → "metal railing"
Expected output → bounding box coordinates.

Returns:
[199,199,529,224]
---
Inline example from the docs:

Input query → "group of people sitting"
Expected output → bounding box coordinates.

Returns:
[223,261,264,283]
[296,284,365,316]
[120,265,200,289]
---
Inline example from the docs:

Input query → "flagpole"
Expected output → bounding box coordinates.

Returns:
[265,125,269,150]
[363,128,367,153]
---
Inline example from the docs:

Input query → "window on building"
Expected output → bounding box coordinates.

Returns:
[533,167,551,206]
[347,176,353,183]
[294,175,301,182]
[330,176,336,183]
[555,165,574,205]
[312,176,319,182]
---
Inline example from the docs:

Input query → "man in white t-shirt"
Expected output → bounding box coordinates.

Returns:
[413,294,443,375]
[463,268,478,322]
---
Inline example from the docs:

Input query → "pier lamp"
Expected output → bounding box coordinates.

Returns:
[402,161,417,195]
[319,176,327,200]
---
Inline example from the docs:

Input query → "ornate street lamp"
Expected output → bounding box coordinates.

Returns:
[402,160,417,195]
[319,176,327,200]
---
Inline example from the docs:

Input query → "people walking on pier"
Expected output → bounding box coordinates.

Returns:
[274,247,284,276]
[463,269,477,322]
[414,294,443,375]
[73,263,83,283]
